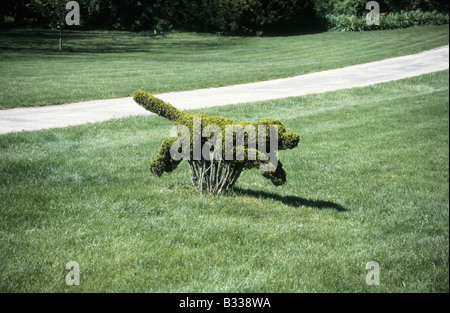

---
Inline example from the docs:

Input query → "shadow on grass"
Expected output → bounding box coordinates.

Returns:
[233,187,349,212]
[0,28,245,54]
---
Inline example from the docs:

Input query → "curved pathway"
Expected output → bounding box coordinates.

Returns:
[0,45,448,134]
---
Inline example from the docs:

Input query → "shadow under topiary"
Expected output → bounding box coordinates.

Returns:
[133,90,300,194]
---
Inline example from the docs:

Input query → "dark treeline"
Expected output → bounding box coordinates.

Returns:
[1,0,449,35]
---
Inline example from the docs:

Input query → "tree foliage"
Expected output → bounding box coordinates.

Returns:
[30,0,67,29]
[312,0,449,16]
[2,0,448,33]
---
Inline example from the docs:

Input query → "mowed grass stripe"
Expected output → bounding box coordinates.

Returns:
[0,70,448,292]
[0,25,449,109]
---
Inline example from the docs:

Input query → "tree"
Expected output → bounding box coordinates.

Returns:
[31,0,80,51]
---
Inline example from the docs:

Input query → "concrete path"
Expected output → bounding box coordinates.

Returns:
[1,45,448,134]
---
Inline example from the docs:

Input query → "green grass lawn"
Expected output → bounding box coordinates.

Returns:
[0,25,449,109]
[0,70,448,292]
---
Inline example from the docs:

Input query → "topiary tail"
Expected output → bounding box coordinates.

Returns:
[133,90,182,122]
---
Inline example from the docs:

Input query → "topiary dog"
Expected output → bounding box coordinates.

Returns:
[133,90,300,193]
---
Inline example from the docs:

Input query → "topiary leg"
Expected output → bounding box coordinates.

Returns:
[260,160,287,186]
[247,158,287,187]
[149,137,182,177]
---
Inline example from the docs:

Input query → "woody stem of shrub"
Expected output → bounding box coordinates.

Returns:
[188,158,244,194]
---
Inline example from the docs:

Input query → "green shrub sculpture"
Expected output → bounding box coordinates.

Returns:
[133,90,300,194]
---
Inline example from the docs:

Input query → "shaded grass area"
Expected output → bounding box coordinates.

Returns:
[0,25,449,109]
[0,70,448,292]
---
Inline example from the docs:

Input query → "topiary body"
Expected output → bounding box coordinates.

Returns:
[133,90,300,193]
